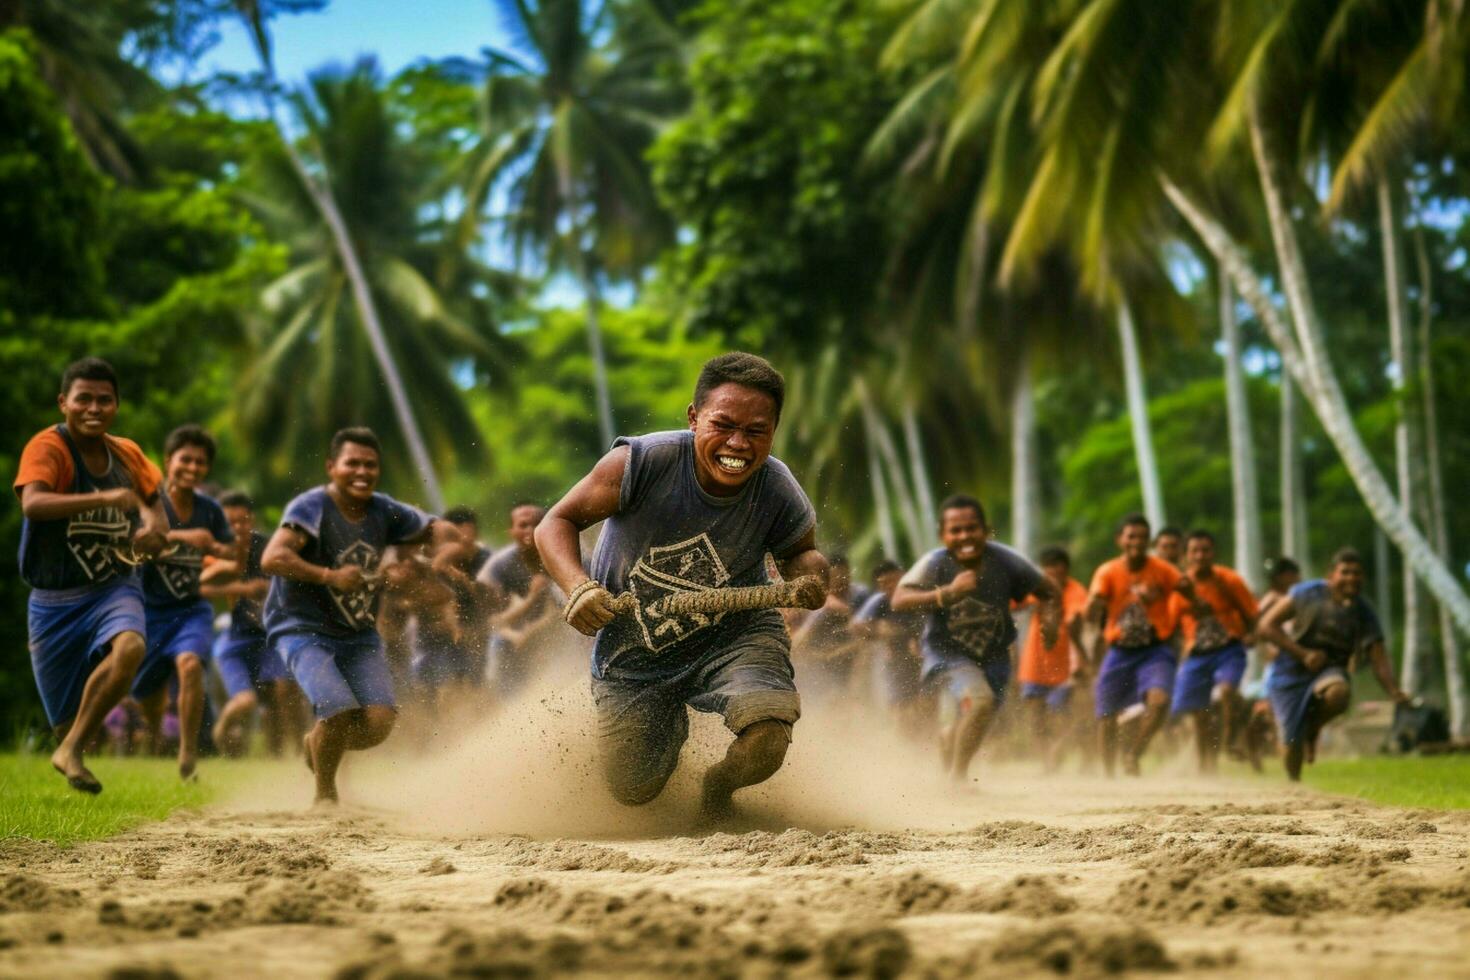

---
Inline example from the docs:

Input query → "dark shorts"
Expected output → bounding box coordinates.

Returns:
[214,629,288,699]
[28,578,147,727]
[133,600,215,698]
[1172,641,1248,715]
[411,625,484,689]
[1021,681,1073,713]
[1095,643,1177,718]
[926,656,1012,723]
[1268,664,1349,746]
[278,631,395,719]
[592,629,801,806]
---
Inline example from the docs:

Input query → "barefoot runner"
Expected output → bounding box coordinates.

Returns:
[1016,546,1089,771]
[1087,513,1194,776]
[132,425,235,779]
[1258,548,1407,781]
[535,353,828,821]
[205,491,299,757]
[1168,530,1259,774]
[261,427,454,803]
[891,495,1060,785]
[15,357,169,793]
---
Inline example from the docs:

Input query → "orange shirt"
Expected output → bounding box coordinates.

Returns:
[1017,577,1089,686]
[1089,555,1183,645]
[1170,565,1258,650]
[13,428,162,501]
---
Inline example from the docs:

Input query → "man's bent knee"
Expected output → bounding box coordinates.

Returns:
[360,705,397,744]
[177,653,204,684]
[110,632,146,673]
[1144,688,1171,710]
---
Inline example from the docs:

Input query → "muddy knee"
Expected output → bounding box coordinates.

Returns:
[737,719,791,777]
[359,705,397,745]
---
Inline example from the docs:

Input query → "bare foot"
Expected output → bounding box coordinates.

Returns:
[312,791,339,808]
[50,748,102,795]
[179,756,197,781]
[1122,752,1142,777]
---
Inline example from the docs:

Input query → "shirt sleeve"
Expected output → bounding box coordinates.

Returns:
[384,497,433,545]
[13,431,70,497]
[899,551,940,589]
[1006,547,1046,602]
[280,491,325,541]
[1088,563,1114,601]
[614,434,676,513]
[1227,573,1259,619]
[764,461,817,557]
[110,437,163,502]
[1358,602,1386,651]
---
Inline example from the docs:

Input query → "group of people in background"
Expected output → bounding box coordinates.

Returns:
[18,352,1408,812]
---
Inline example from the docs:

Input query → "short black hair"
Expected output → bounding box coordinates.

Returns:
[871,558,903,578]
[693,352,785,421]
[1117,512,1151,535]
[329,426,381,460]
[60,357,119,399]
[218,490,254,511]
[1330,547,1364,571]
[164,424,216,464]
[1186,528,1215,545]
[1265,556,1300,579]
[939,494,986,527]
[443,506,478,526]
[1038,545,1070,568]
[509,500,545,514]
[1155,525,1183,542]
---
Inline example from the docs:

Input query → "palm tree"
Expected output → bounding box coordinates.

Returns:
[233,3,454,510]
[1219,274,1263,587]
[235,61,506,500]
[458,0,681,449]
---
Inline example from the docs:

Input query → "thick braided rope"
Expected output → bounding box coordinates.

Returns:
[607,575,823,619]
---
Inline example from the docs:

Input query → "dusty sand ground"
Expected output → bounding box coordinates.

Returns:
[4,682,1470,978]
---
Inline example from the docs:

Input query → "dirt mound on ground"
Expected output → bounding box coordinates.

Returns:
[694,829,900,868]
[991,921,1175,975]
[0,874,79,913]
[498,839,678,873]
[1112,870,1330,923]
[1135,836,1304,875]
[200,838,331,879]
[1303,841,1411,871]
[241,870,375,926]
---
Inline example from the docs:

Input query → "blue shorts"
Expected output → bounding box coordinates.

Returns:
[27,578,147,728]
[133,600,216,699]
[1172,642,1248,714]
[412,625,483,689]
[214,630,288,699]
[278,631,395,719]
[1021,682,1073,713]
[1095,643,1177,718]
[927,655,1012,719]
[1268,663,1349,746]
[591,627,800,805]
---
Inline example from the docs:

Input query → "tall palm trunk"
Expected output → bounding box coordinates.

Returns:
[901,402,939,533]
[1117,301,1165,530]
[554,167,617,449]
[1374,528,1396,642]
[240,16,445,511]
[1159,157,1470,638]
[1279,374,1309,567]
[1010,343,1038,557]
[1221,274,1263,588]
[1378,178,1429,693]
[1414,224,1469,736]
[865,416,901,561]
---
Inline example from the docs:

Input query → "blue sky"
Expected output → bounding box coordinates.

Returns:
[198,0,506,85]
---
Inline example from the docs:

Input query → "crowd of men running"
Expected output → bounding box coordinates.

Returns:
[17,354,1409,812]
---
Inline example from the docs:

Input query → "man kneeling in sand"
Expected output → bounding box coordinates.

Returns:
[535,353,828,820]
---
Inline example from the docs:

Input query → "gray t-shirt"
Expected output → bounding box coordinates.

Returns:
[589,430,816,676]
[487,543,555,625]
[898,543,1043,672]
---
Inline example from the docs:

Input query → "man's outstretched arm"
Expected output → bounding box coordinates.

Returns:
[535,446,629,635]
[775,528,828,610]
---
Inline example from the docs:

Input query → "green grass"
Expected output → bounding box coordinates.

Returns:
[1294,754,1470,810]
[0,752,262,846]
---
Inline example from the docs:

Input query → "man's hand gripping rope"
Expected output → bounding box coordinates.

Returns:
[562,575,827,637]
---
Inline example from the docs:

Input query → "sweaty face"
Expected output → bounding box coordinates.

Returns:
[1118,523,1151,561]
[222,505,255,542]
[327,442,380,502]
[1154,534,1182,565]
[508,505,544,549]
[59,379,118,439]
[940,507,987,564]
[167,444,211,490]
[1329,560,1365,599]
[1185,537,1215,575]
[687,383,777,496]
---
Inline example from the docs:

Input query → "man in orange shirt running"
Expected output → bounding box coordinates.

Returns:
[1016,546,1089,771]
[1086,513,1194,776]
[1169,530,1259,774]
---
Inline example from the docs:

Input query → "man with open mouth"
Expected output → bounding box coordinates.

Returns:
[535,352,829,822]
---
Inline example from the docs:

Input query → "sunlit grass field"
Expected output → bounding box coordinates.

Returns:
[0,753,272,846]
[2,750,1468,846]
